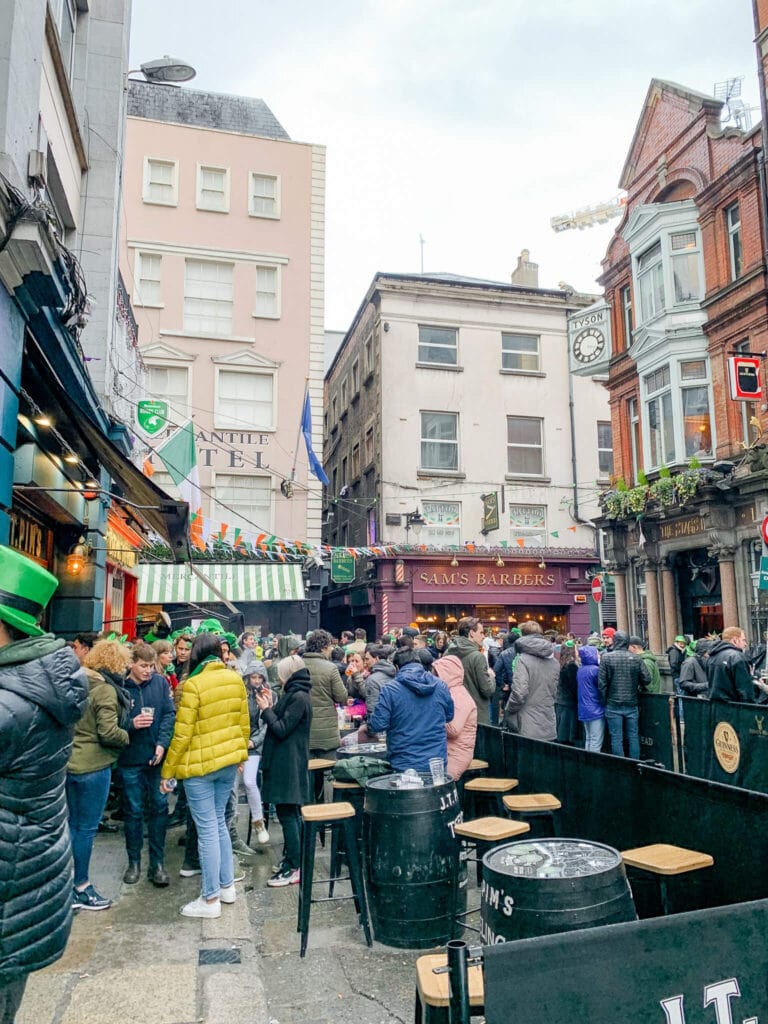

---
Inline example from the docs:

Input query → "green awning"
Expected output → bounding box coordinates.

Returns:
[138,562,305,604]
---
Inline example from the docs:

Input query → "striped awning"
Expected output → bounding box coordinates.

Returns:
[138,562,305,604]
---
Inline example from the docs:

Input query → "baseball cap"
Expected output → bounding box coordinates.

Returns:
[674,635,686,644]
[628,635,644,647]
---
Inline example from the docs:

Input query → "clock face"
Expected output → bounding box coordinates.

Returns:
[573,327,606,364]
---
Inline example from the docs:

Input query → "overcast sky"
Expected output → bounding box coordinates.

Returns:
[130,1,759,330]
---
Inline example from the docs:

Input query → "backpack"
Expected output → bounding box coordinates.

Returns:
[332,756,391,785]
[100,673,133,732]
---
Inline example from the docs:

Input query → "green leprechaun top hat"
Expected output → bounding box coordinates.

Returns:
[0,545,60,637]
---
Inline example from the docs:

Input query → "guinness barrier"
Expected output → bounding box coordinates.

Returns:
[481,898,768,1024]
[489,727,768,913]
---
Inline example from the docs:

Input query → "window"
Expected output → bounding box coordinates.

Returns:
[331,396,338,426]
[249,173,280,218]
[597,421,613,476]
[637,242,664,320]
[680,360,712,457]
[670,231,700,303]
[214,474,271,533]
[365,335,374,376]
[621,285,633,347]
[507,416,544,476]
[143,158,178,206]
[341,457,348,486]
[737,341,759,446]
[421,501,461,545]
[52,0,76,79]
[629,398,641,483]
[351,444,360,479]
[644,365,675,466]
[197,165,229,212]
[254,265,279,317]
[509,504,546,541]
[501,333,540,372]
[726,203,743,280]
[184,259,233,335]
[340,379,348,410]
[136,253,161,306]
[364,426,374,465]
[331,468,338,496]
[420,412,459,472]
[146,365,189,422]
[418,326,458,366]
[351,360,360,395]
[215,369,274,430]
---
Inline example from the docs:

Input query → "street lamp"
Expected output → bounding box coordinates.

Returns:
[403,510,425,542]
[128,55,197,85]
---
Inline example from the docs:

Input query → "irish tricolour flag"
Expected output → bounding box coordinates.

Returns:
[156,421,205,551]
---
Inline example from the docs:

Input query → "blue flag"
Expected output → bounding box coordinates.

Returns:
[302,390,329,485]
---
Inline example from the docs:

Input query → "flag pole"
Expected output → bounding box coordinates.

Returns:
[290,378,311,482]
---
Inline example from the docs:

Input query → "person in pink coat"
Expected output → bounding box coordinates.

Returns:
[434,655,478,780]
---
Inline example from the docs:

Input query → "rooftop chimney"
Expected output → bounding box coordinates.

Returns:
[511,249,539,288]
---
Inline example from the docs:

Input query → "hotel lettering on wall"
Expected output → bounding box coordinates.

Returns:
[659,515,705,542]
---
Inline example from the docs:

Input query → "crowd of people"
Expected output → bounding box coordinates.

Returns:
[5,531,768,1024]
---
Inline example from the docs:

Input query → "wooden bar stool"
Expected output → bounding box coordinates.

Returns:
[298,802,372,958]
[307,757,336,847]
[463,777,518,818]
[502,793,562,837]
[621,843,714,916]
[415,952,485,1024]
[331,780,365,873]
[455,816,530,885]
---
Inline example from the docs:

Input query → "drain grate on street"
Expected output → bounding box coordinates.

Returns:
[198,947,241,965]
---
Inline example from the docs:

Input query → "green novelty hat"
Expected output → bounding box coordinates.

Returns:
[0,545,59,637]
[196,618,225,635]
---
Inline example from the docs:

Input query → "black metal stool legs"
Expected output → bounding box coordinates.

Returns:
[343,818,372,943]
[298,820,318,950]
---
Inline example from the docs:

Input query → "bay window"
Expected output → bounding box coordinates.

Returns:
[643,358,714,469]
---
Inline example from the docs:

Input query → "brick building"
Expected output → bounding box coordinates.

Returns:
[590,78,768,650]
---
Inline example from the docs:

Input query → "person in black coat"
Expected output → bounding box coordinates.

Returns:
[0,547,88,1024]
[255,654,312,887]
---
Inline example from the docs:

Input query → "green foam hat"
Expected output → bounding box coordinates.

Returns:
[0,545,59,637]
[221,632,238,648]
[196,618,225,635]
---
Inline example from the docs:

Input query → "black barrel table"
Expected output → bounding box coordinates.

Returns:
[336,742,389,761]
[363,772,465,949]
[481,838,636,943]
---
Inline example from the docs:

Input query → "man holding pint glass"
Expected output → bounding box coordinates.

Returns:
[119,643,176,887]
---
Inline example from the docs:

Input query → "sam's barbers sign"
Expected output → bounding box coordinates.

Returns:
[418,569,556,588]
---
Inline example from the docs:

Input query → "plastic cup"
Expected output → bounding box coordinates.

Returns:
[141,706,155,720]
[429,758,445,785]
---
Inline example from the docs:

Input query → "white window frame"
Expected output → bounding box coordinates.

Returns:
[253,264,281,319]
[736,340,759,446]
[621,285,633,347]
[52,0,77,79]
[629,397,641,484]
[642,358,715,470]
[637,241,665,322]
[145,363,190,424]
[597,421,613,478]
[214,366,276,431]
[501,332,541,372]
[726,203,743,280]
[143,157,179,207]
[212,472,273,534]
[669,230,701,304]
[509,504,547,541]
[633,225,704,326]
[417,325,458,367]
[506,416,545,477]
[135,252,162,307]
[183,258,234,337]
[420,411,459,473]
[196,164,230,213]
[421,501,461,545]
[248,172,281,219]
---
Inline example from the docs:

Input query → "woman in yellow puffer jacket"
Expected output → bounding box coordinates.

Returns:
[161,633,249,920]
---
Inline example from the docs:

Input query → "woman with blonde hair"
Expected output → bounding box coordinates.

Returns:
[67,640,131,911]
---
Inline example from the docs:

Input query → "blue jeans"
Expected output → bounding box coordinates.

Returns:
[605,705,640,759]
[66,767,112,887]
[185,765,237,900]
[122,764,168,867]
[582,718,605,753]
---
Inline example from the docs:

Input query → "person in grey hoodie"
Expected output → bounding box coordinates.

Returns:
[501,622,558,740]
[447,617,496,725]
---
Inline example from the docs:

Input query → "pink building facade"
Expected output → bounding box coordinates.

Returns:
[121,82,325,554]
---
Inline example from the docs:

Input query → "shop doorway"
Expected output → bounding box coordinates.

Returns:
[674,549,723,638]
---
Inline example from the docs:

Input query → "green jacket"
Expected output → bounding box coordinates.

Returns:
[304,652,347,752]
[640,650,662,694]
[68,669,129,774]
[448,635,495,725]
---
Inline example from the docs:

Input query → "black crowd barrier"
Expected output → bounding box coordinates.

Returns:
[481,725,768,914]
[634,692,768,794]
[483,897,768,1024]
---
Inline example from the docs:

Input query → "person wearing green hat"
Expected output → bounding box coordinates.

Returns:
[0,546,88,1022]
[666,635,688,694]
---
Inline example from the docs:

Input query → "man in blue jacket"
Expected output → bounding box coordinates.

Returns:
[369,649,453,772]
[119,643,175,886]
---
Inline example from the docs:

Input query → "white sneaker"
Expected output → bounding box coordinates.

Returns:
[252,819,270,845]
[180,896,221,919]
[219,884,236,904]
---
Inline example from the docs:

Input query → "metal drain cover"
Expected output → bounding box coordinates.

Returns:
[198,947,241,965]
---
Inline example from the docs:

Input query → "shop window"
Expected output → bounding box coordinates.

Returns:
[509,504,546,543]
[421,501,461,544]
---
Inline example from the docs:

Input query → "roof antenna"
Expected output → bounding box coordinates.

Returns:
[419,233,426,274]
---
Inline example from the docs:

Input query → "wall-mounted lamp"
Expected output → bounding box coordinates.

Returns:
[128,55,197,84]
[63,451,79,465]
[495,555,504,568]
[404,510,425,541]
[66,537,92,576]
[450,554,459,568]
[538,559,546,569]
[34,413,52,428]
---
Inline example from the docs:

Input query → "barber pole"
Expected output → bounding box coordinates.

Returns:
[381,593,389,636]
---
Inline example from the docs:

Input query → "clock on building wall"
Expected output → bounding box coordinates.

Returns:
[572,326,606,364]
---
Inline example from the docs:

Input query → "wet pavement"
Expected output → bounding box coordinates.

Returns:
[17,811,423,1024]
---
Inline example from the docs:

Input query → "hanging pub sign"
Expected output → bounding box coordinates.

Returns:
[137,400,169,436]
[728,356,762,401]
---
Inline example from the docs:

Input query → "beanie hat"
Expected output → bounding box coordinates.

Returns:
[601,627,616,638]
[277,654,305,683]
[674,635,686,644]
